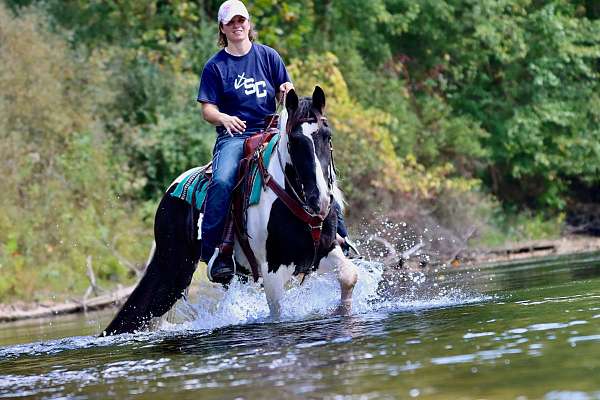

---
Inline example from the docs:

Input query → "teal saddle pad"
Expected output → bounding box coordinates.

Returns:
[170,133,280,210]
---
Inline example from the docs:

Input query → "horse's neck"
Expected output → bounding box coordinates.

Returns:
[278,108,288,134]
[270,109,291,183]
[270,133,290,186]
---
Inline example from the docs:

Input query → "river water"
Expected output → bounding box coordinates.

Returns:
[1,253,599,399]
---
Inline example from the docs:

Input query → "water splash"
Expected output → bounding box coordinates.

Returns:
[165,259,488,333]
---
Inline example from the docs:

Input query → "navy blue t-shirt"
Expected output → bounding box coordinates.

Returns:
[197,43,291,134]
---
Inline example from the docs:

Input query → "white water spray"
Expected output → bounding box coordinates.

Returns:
[163,259,487,333]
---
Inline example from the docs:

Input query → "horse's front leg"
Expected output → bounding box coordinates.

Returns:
[319,246,358,314]
[261,264,293,319]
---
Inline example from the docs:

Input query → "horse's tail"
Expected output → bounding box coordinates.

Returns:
[101,191,200,336]
[144,241,156,270]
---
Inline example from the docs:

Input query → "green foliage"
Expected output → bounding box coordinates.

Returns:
[2,0,599,303]
[393,0,600,209]
[249,0,314,57]
[475,209,566,247]
[5,0,219,74]
[288,53,481,217]
[99,51,215,199]
[0,4,150,301]
[127,107,214,198]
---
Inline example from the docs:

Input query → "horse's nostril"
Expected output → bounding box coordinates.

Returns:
[307,194,320,213]
[307,193,330,215]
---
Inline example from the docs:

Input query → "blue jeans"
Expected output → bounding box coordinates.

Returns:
[335,201,348,238]
[201,134,246,260]
[200,133,351,260]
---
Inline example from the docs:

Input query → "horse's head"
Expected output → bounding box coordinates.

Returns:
[284,86,334,216]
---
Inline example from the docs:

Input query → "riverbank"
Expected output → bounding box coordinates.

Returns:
[463,234,600,266]
[1,234,599,323]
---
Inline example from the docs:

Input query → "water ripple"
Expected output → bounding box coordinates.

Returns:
[430,347,523,365]
[567,335,600,347]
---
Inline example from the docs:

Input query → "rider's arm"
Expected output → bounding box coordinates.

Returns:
[201,103,246,134]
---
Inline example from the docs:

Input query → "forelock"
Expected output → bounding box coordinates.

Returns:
[287,97,316,133]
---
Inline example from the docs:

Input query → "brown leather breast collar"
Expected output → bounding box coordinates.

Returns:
[236,116,333,282]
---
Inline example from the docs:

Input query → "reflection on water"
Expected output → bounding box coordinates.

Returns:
[1,253,600,399]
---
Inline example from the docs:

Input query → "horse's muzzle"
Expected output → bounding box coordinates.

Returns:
[307,191,331,217]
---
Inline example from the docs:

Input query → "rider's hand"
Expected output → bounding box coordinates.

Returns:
[279,82,294,95]
[219,113,246,134]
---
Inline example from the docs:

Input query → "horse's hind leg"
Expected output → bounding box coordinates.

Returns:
[102,194,200,336]
[319,246,358,314]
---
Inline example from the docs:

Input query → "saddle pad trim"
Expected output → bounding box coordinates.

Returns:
[170,167,210,211]
[249,133,280,205]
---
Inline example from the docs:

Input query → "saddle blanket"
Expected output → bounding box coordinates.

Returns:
[169,133,280,211]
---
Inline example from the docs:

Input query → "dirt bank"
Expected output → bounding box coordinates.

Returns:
[463,234,600,266]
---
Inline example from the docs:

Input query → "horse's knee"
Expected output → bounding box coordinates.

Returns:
[339,260,357,290]
[338,260,357,303]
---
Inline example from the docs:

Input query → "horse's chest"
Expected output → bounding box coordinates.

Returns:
[264,200,321,274]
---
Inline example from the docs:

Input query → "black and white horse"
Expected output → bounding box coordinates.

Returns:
[103,87,357,336]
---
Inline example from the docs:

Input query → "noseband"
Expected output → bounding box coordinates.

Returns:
[285,115,334,205]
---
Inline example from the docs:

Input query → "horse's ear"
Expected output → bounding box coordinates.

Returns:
[286,89,299,113]
[312,86,326,113]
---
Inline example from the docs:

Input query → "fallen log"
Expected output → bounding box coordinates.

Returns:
[0,285,134,323]
[1,244,156,323]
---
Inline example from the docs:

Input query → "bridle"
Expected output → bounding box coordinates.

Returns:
[284,114,333,207]
[232,93,337,282]
[255,99,336,271]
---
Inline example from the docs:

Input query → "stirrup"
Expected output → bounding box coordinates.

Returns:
[206,248,220,282]
[342,237,362,259]
[206,247,237,284]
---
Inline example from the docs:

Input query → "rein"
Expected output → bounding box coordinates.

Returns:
[237,92,335,282]
[260,101,333,270]
[258,152,330,246]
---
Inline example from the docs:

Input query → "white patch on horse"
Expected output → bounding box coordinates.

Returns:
[317,246,357,311]
[261,262,295,318]
[278,108,288,136]
[301,122,331,212]
[239,131,290,276]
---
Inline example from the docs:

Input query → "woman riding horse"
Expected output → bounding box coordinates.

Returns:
[198,0,353,284]
[100,0,358,336]
[102,87,358,335]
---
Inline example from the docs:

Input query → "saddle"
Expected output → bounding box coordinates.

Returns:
[169,129,279,282]
[169,132,279,212]
[171,114,328,282]
[217,118,280,281]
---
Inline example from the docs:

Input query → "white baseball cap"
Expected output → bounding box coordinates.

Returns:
[218,0,250,24]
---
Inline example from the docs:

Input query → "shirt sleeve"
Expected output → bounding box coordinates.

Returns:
[269,48,292,89]
[197,62,221,104]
